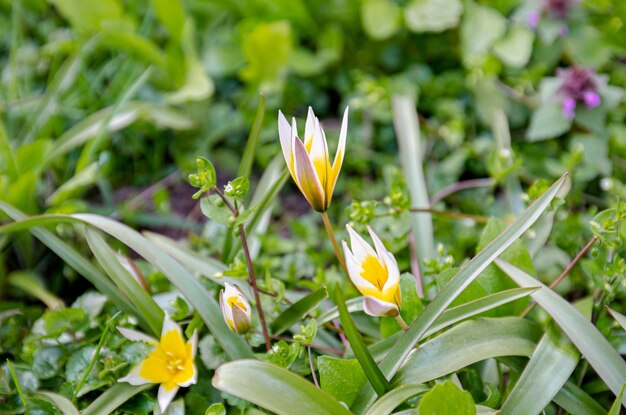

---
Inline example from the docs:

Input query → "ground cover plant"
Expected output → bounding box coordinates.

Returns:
[1,0,626,414]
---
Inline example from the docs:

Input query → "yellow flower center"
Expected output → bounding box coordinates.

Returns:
[360,255,388,291]
[227,296,247,312]
[139,330,194,391]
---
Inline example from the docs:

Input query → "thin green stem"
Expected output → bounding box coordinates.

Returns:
[73,312,121,402]
[7,359,26,408]
[394,314,409,332]
[321,211,347,273]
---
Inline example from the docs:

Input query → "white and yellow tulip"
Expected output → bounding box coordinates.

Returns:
[220,283,252,334]
[278,106,349,212]
[342,225,402,317]
[118,315,197,413]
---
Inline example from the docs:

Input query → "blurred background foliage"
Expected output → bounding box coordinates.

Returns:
[1,0,626,412]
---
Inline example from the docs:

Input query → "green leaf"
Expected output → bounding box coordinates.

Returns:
[270,288,327,335]
[392,96,435,273]
[365,384,428,415]
[496,260,626,407]
[526,104,572,142]
[32,347,64,379]
[553,381,606,415]
[500,326,580,414]
[460,2,506,64]
[335,286,391,397]
[240,21,293,88]
[418,381,475,415]
[212,360,351,415]
[381,274,423,337]
[224,176,250,201]
[7,272,64,309]
[318,356,367,407]
[84,227,163,336]
[404,0,463,33]
[150,0,186,40]
[237,95,265,179]
[49,0,122,32]
[607,307,626,331]
[44,308,88,335]
[205,403,226,415]
[609,383,626,415]
[34,392,79,415]
[81,383,151,415]
[351,174,566,414]
[361,0,401,40]
[493,25,535,68]
[393,317,540,386]
[0,120,18,180]
[201,196,235,226]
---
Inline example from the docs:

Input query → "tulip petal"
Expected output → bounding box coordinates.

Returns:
[176,362,197,387]
[366,226,400,296]
[304,106,316,150]
[309,118,330,195]
[278,111,294,178]
[343,241,379,295]
[161,314,182,340]
[346,225,377,263]
[293,132,326,211]
[188,329,198,359]
[117,327,158,344]
[363,296,399,317]
[118,365,152,386]
[158,384,179,413]
[326,106,349,202]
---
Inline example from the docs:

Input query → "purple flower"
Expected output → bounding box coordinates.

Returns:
[527,10,540,29]
[544,0,579,19]
[557,66,602,118]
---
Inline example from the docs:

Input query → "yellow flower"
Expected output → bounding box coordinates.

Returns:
[118,315,197,412]
[278,106,349,212]
[220,283,252,334]
[342,225,402,317]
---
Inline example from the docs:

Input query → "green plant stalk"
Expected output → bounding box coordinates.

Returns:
[72,312,121,402]
[321,211,346,273]
[7,359,26,408]
[394,315,409,332]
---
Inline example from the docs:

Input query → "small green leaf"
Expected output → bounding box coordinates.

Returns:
[418,381,475,415]
[201,196,234,226]
[405,0,462,33]
[527,104,572,142]
[493,25,535,68]
[361,0,400,40]
[271,288,327,335]
[318,356,367,407]
[225,176,250,201]
[205,403,226,415]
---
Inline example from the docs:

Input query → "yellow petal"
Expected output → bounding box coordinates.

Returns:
[325,106,349,204]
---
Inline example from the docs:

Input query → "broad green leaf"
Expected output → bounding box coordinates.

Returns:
[496,259,626,407]
[150,0,186,40]
[270,288,327,335]
[607,307,626,331]
[240,21,293,88]
[49,0,122,32]
[460,2,506,64]
[335,286,390,396]
[418,381,475,415]
[237,95,265,178]
[166,54,215,104]
[351,174,566,414]
[362,0,401,40]
[365,384,428,415]
[7,272,64,309]
[526,104,572,142]
[493,25,535,68]
[34,392,79,415]
[0,202,141,328]
[81,383,151,415]
[393,317,540,386]
[405,0,463,33]
[500,326,580,415]
[318,356,366,407]
[381,274,423,338]
[609,383,626,415]
[392,96,435,274]
[84,227,163,336]
[212,360,351,415]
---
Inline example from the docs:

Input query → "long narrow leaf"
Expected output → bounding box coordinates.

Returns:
[35,392,79,415]
[365,384,428,415]
[500,326,579,415]
[393,317,541,386]
[335,286,390,396]
[270,288,327,335]
[81,383,151,415]
[238,94,265,178]
[213,360,351,415]
[85,227,163,336]
[496,259,626,407]
[352,173,566,413]
[607,307,626,331]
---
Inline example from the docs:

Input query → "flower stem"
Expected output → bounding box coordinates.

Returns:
[321,211,347,273]
[394,314,409,332]
[308,346,320,388]
[214,188,272,351]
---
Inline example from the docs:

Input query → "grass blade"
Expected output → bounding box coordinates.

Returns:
[212,359,351,415]
[35,392,79,415]
[607,307,626,331]
[81,383,151,415]
[335,286,391,396]
[270,288,327,335]
[500,326,579,415]
[351,173,566,413]
[609,383,626,415]
[496,259,626,407]
[85,228,163,335]
[237,94,265,178]
[393,317,541,386]
[365,384,428,415]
